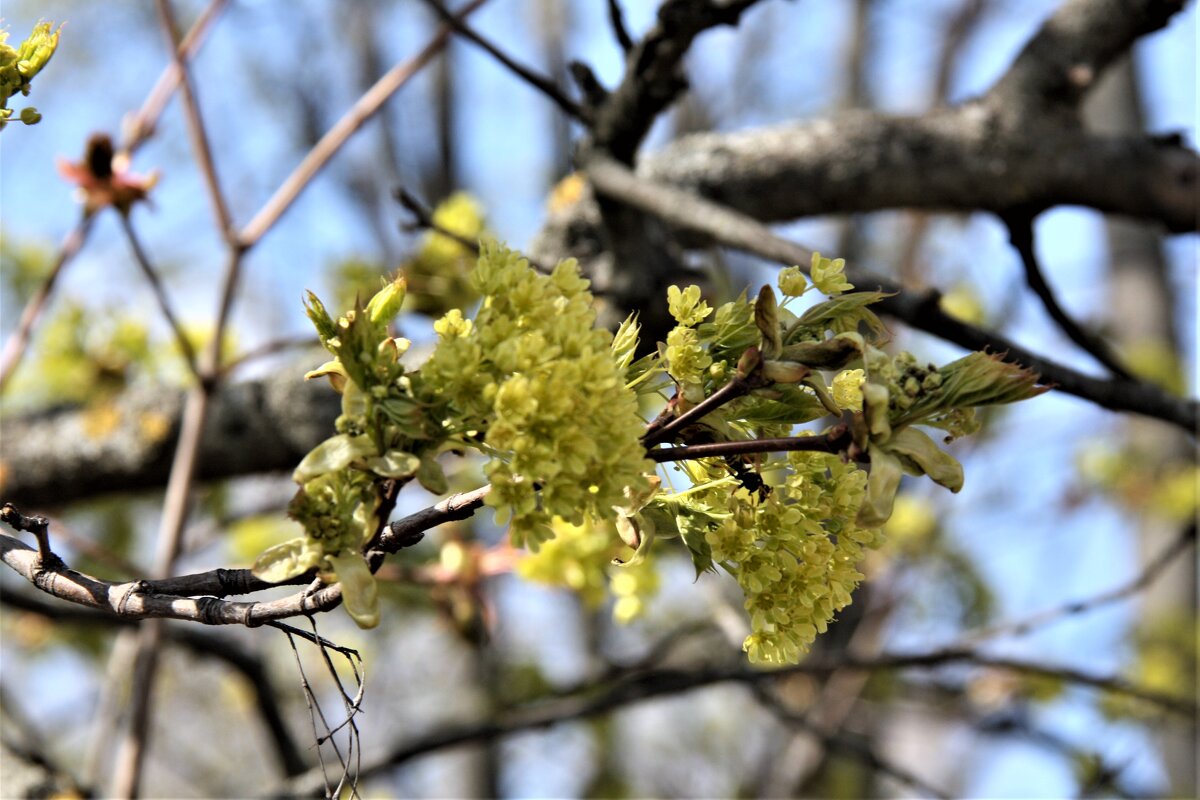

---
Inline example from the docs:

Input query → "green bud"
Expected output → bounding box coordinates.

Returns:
[365,274,407,328]
[252,537,324,583]
[884,427,964,492]
[858,445,902,527]
[304,291,338,344]
[18,106,40,125]
[762,360,811,384]
[755,285,782,358]
[778,332,863,369]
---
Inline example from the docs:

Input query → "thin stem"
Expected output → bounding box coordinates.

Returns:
[217,335,322,379]
[961,521,1196,644]
[648,430,848,463]
[642,366,762,448]
[418,0,584,120]
[123,0,229,152]
[118,213,203,384]
[1004,210,1134,380]
[238,0,490,249]
[0,214,92,394]
[155,0,236,244]
[606,0,634,53]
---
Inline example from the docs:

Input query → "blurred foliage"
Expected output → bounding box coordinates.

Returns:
[1076,441,1198,524]
[0,231,54,312]
[1120,337,1187,396]
[400,192,487,317]
[1101,612,1197,719]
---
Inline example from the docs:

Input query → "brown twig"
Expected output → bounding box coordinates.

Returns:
[417,0,584,120]
[0,214,93,394]
[648,430,849,463]
[1003,209,1134,380]
[117,213,203,384]
[238,0,490,249]
[0,503,54,564]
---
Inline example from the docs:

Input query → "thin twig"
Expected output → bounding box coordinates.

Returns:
[642,362,766,447]
[155,0,236,244]
[218,335,323,379]
[750,683,951,799]
[1003,210,1134,380]
[962,522,1196,644]
[118,213,203,383]
[122,0,230,151]
[417,0,584,120]
[238,0,490,249]
[648,430,848,462]
[394,186,560,278]
[0,214,93,394]
[606,0,635,53]
[0,504,54,564]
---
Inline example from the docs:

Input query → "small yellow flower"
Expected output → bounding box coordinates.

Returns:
[832,368,865,412]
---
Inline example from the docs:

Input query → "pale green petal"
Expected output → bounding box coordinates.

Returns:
[251,537,323,582]
[293,434,376,483]
[328,552,380,629]
[885,427,964,492]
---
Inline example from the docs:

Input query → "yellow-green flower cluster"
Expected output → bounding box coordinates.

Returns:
[695,451,882,666]
[420,243,651,547]
[517,515,660,623]
[1,21,60,128]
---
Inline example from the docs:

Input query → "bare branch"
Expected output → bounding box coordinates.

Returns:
[418,0,583,120]
[606,0,635,53]
[238,0,490,249]
[963,522,1196,644]
[277,642,1194,795]
[583,153,1199,432]
[0,214,93,394]
[1003,209,1133,380]
[118,213,204,384]
[155,0,237,245]
[987,0,1185,120]
[750,683,951,799]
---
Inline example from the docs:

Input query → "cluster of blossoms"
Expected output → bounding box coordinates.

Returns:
[517,515,661,624]
[702,452,882,665]
[262,225,1043,661]
[418,242,652,548]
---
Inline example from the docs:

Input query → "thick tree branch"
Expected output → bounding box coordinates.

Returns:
[635,113,1197,233]
[583,154,1198,432]
[987,0,1185,118]
[0,590,309,778]
[0,368,339,509]
[587,0,769,163]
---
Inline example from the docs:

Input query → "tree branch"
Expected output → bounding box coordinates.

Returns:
[987,0,1185,119]
[417,0,583,120]
[276,641,1194,795]
[1002,209,1133,379]
[0,590,310,778]
[583,153,1198,432]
